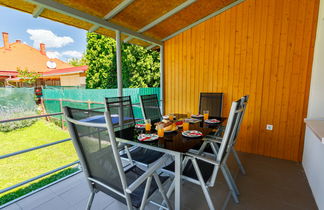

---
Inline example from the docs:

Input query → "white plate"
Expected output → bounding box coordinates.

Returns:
[186,118,201,123]
[138,134,159,142]
[162,115,169,120]
[135,124,145,129]
[204,119,221,124]
[191,114,204,118]
[182,130,203,138]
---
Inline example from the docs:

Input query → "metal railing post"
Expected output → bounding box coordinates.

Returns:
[87,99,91,109]
[59,98,64,129]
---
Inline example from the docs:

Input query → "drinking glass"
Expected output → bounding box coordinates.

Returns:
[186,112,191,118]
[157,124,164,137]
[169,114,175,121]
[203,110,209,120]
[144,119,151,131]
[183,119,190,131]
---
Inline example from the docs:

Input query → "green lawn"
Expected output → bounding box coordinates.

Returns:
[0,120,78,204]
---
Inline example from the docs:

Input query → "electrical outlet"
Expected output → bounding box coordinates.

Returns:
[266,124,273,130]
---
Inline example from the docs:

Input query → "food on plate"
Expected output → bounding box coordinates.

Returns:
[175,121,183,127]
[155,121,177,131]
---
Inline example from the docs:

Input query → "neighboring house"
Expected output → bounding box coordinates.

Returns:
[0,32,87,87]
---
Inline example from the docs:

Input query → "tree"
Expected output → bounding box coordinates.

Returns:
[85,32,160,89]
[85,33,117,89]
[68,56,87,67]
[17,67,41,85]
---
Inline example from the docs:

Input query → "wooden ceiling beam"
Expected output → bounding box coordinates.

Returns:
[124,0,196,43]
[89,0,135,33]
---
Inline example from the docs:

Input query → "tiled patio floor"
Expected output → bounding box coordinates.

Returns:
[2,152,318,210]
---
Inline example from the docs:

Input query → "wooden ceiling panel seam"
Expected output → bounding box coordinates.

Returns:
[53,0,123,19]
[144,0,227,39]
[109,0,188,32]
[123,0,196,44]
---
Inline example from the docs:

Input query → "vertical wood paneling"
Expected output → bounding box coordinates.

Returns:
[164,0,319,161]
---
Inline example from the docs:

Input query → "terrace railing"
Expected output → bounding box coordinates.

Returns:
[0,99,156,208]
[0,112,81,208]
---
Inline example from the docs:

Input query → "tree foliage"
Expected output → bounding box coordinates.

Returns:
[17,67,41,85]
[85,32,160,89]
[68,56,87,67]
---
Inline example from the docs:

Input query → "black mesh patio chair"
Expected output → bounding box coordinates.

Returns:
[64,107,172,210]
[199,92,223,118]
[140,94,162,124]
[202,95,249,175]
[105,96,136,128]
[105,96,164,167]
[162,98,245,210]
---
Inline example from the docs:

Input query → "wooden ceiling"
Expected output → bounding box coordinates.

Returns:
[0,0,243,48]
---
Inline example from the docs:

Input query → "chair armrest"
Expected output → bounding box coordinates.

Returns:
[126,155,168,193]
[185,152,220,166]
[203,136,222,144]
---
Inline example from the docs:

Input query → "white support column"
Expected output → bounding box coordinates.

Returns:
[116,30,123,97]
[160,45,164,115]
[116,30,123,127]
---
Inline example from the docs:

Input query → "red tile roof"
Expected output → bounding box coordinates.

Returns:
[0,71,18,76]
[42,65,87,76]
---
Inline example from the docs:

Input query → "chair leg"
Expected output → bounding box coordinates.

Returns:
[159,178,175,210]
[223,164,240,196]
[140,176,152,210]
[191,158,215,210]
[231,147,246,175]
[153,173,173,210]
[124,145,135,166]
[86,191,95,210]
[221,166,239,204]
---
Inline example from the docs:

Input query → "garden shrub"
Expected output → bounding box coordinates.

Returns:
[0,88,37,132]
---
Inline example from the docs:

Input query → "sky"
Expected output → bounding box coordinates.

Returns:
[0,6,87,62]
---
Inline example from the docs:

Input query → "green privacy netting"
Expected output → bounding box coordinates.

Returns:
[42,87,161,119]
[0,88,37,131]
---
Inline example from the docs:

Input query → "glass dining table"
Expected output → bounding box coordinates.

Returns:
[84,113,224,210]
[117,114,225,210]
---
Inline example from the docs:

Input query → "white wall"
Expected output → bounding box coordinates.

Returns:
[307,0,324,118]
[303,0,324,209]
[303,128,324,210]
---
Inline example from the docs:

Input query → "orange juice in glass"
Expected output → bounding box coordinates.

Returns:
[203,110,209,120]
[169,114,174,121]
[157,124,164,137]
[183,119,190,131]
[144,119,151,131]
[186,112,191,118]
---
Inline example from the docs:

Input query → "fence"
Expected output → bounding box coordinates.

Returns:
[0,87,161,207]
[42,87,161,119]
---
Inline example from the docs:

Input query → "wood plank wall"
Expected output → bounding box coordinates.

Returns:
[164,0,319,161]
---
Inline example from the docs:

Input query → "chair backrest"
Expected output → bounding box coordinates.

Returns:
[140,94,162,123]
[64,107,131,205]
[105,96,136,127]
[232,95,249,144]
[199,92,223,118]
[216,98,244,163]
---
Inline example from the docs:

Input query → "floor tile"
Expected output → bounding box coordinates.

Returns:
[2,152,317,210]
[16,188,56,210]
[2,203,21,210]
[31,196,70,210]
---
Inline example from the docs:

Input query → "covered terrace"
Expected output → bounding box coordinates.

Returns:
[0,0,323,209]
